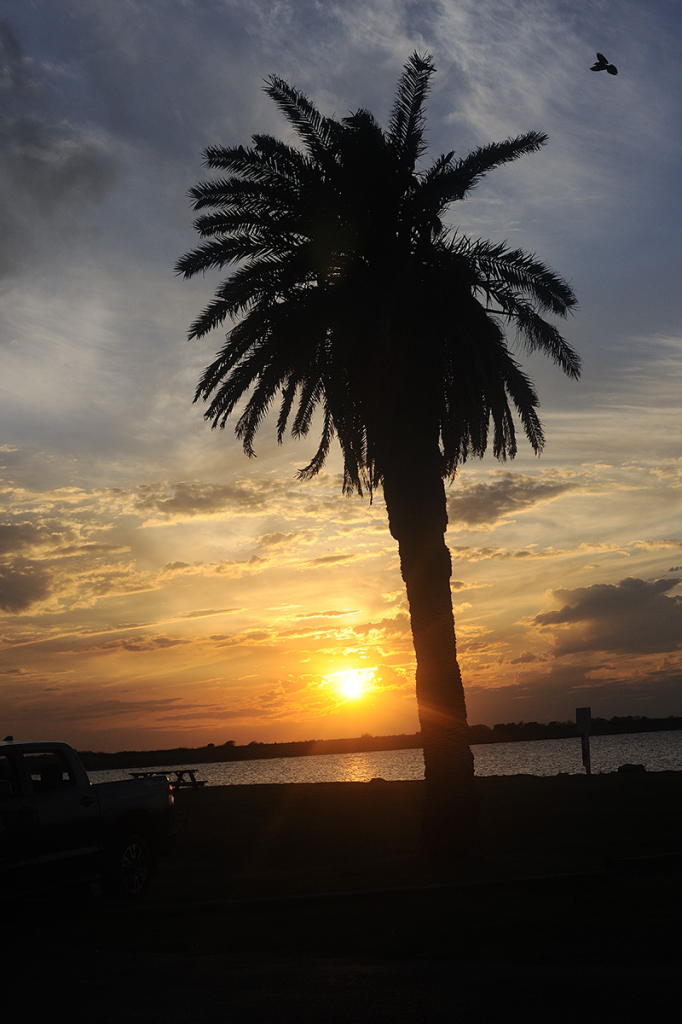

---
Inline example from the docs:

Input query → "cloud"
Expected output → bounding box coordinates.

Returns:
[0,516,131,565]
[466,659,682,723]
[308,554,356,566]
[294,610,358,620]
[0,20,34,99]
[0,521,72,555]
[0,561,51,612]
[81,635,192,654]
[50,542,131,560]
[448,471,579,528]
[158,707,269,723]
[257,532,299,548]
[630,539,682,553]
[177,608,242,620]
[508,650,549,665]
[450,545,552,562]
[159,562,258,580]
[213,629,275,647]
[353,613,411,637]
[6,694,188,724]
[0,547,156,615]
[447,538,674,563]
[533,576,682,655]
[0,20,119,282]
[135,480,272,519]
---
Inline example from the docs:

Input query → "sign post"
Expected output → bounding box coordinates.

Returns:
[576,707,592,775]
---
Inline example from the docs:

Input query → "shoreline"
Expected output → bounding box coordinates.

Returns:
[79,717,682,771]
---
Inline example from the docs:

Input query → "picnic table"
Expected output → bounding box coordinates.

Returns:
[129,768,206,789]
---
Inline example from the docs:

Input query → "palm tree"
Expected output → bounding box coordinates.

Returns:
[177,53,580,857]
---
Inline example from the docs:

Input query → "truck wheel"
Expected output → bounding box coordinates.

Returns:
[107,834,151,897]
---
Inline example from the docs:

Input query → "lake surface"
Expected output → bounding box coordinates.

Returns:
[88,730,682,786]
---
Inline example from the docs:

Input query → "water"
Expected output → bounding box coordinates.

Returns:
[88,730,682,786]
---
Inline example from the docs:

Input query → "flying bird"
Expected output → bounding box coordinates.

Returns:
[591,52,618,75]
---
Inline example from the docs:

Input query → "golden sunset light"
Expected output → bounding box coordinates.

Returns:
[2,1,682,755]
[329,668,378,701]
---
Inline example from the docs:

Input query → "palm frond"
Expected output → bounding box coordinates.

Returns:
[235,356,296,455]
[186,176,297,217]
[433,132,548,205]
[202,144,280,184]
[297,401,335,480]
[387,52,435,169]
[455,236,577,316]
[291,374,324,438]
[192,209,302,239]
[176,233,293,278]
[507,299,582,379]
[504,364,545,455]
[184,248,316,338]
[276,375,299,442]
[264,75,340,165]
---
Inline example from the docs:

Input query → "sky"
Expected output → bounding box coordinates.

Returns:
[1,0,681,752]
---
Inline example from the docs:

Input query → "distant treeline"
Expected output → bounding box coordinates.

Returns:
[78,715,682,771]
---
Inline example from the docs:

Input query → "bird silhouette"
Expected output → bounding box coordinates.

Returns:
[591,52,618,75]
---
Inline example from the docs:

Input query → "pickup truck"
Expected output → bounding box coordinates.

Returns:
[0,739,176,898]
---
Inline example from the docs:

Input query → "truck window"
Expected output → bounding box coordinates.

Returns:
[0,754,18,798]
[23,751,77,793]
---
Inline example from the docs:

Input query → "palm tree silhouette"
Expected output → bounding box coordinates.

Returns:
[177,53,580,857]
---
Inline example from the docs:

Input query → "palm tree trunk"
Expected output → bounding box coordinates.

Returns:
[382,450,479,859]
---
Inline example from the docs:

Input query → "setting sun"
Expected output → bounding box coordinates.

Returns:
[329,668,377,700]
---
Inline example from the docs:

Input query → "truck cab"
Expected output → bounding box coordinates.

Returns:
[0,740,175,897]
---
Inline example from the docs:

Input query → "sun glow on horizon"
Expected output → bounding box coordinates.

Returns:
[328,667,377,700]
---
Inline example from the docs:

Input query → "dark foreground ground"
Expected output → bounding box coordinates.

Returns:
[6,773,682,1022]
